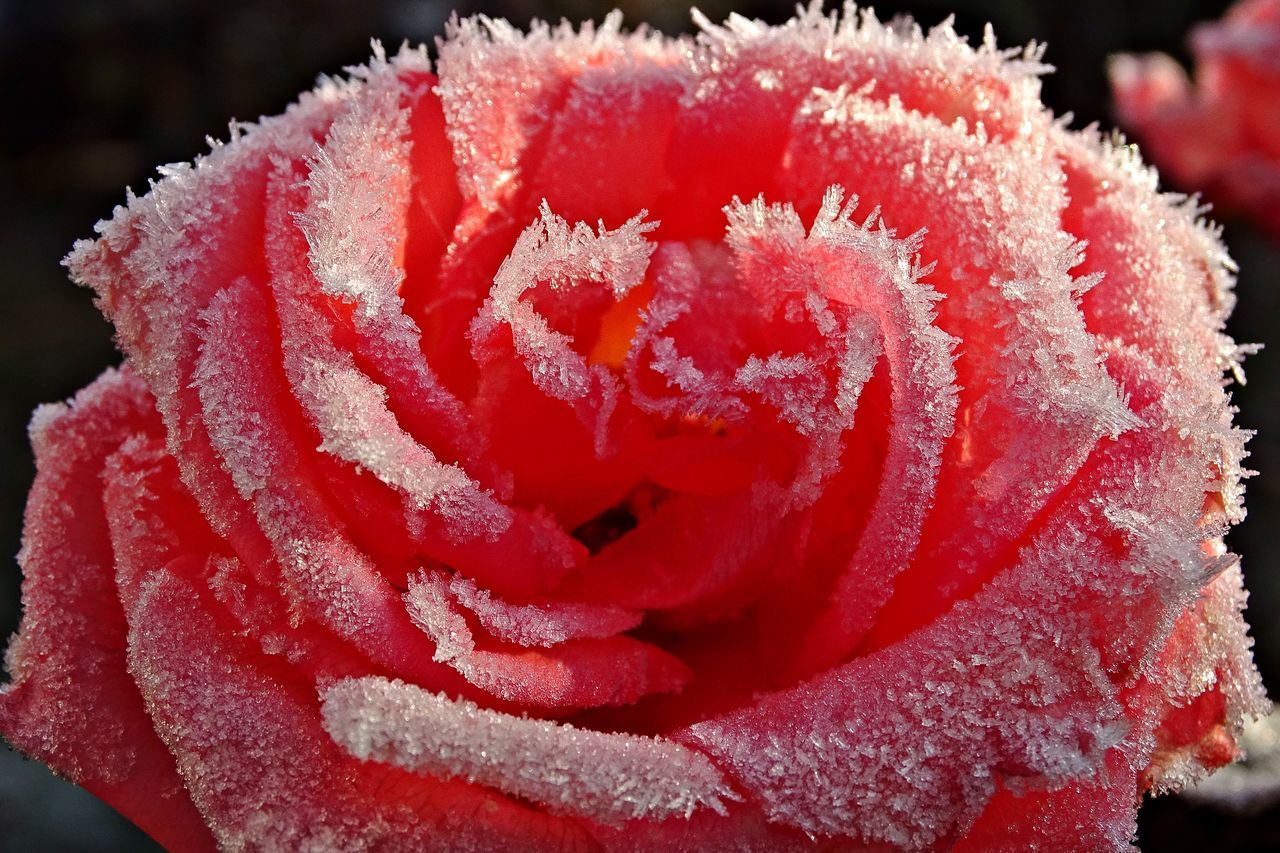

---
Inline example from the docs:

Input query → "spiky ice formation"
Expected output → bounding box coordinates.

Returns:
[0,4,1267,850]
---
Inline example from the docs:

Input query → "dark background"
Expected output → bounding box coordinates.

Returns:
[0,0,1275,849]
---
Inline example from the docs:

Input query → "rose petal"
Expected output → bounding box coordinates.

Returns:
[125,569,592,850]
[682,359,1265,846]
[294,57,504,496]
[192,279,470,692]
[681,512,1129,847]
[405,570,688,708]
[64,76,344,558]
[955,753,1137,852]
[104,435,381,685]
[267,135,584,597]
[321,675,738,825]
[0,369,213,853]
[718,191,959,671]
[437,571,643,647]
[468,205,659,528]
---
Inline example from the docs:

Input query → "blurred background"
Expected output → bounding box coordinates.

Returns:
[0,0,1275,849]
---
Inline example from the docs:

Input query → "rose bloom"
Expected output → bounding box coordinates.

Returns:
[0,5,1268,851]
[1111,0,1280,236]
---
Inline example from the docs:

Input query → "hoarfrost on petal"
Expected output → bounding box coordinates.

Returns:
[322,675,738,824]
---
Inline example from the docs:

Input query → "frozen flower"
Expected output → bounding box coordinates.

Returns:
[1111,0,1280,235]
[1,5,1267,850]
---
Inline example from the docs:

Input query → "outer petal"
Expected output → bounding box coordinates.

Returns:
[0,369,214,852]
[123,568,597,851]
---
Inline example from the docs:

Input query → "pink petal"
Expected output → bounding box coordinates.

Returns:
[125,568,594,850]
[0,369,213,852]
[322,675,737,825]
[405,570,689,708]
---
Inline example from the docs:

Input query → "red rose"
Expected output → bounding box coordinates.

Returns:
[1,6,1268,850]
[1111,0,1280,235]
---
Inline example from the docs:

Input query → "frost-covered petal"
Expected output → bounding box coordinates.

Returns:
[125,569,594,851]
[322,676,737,825]
[0,370,213,853]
